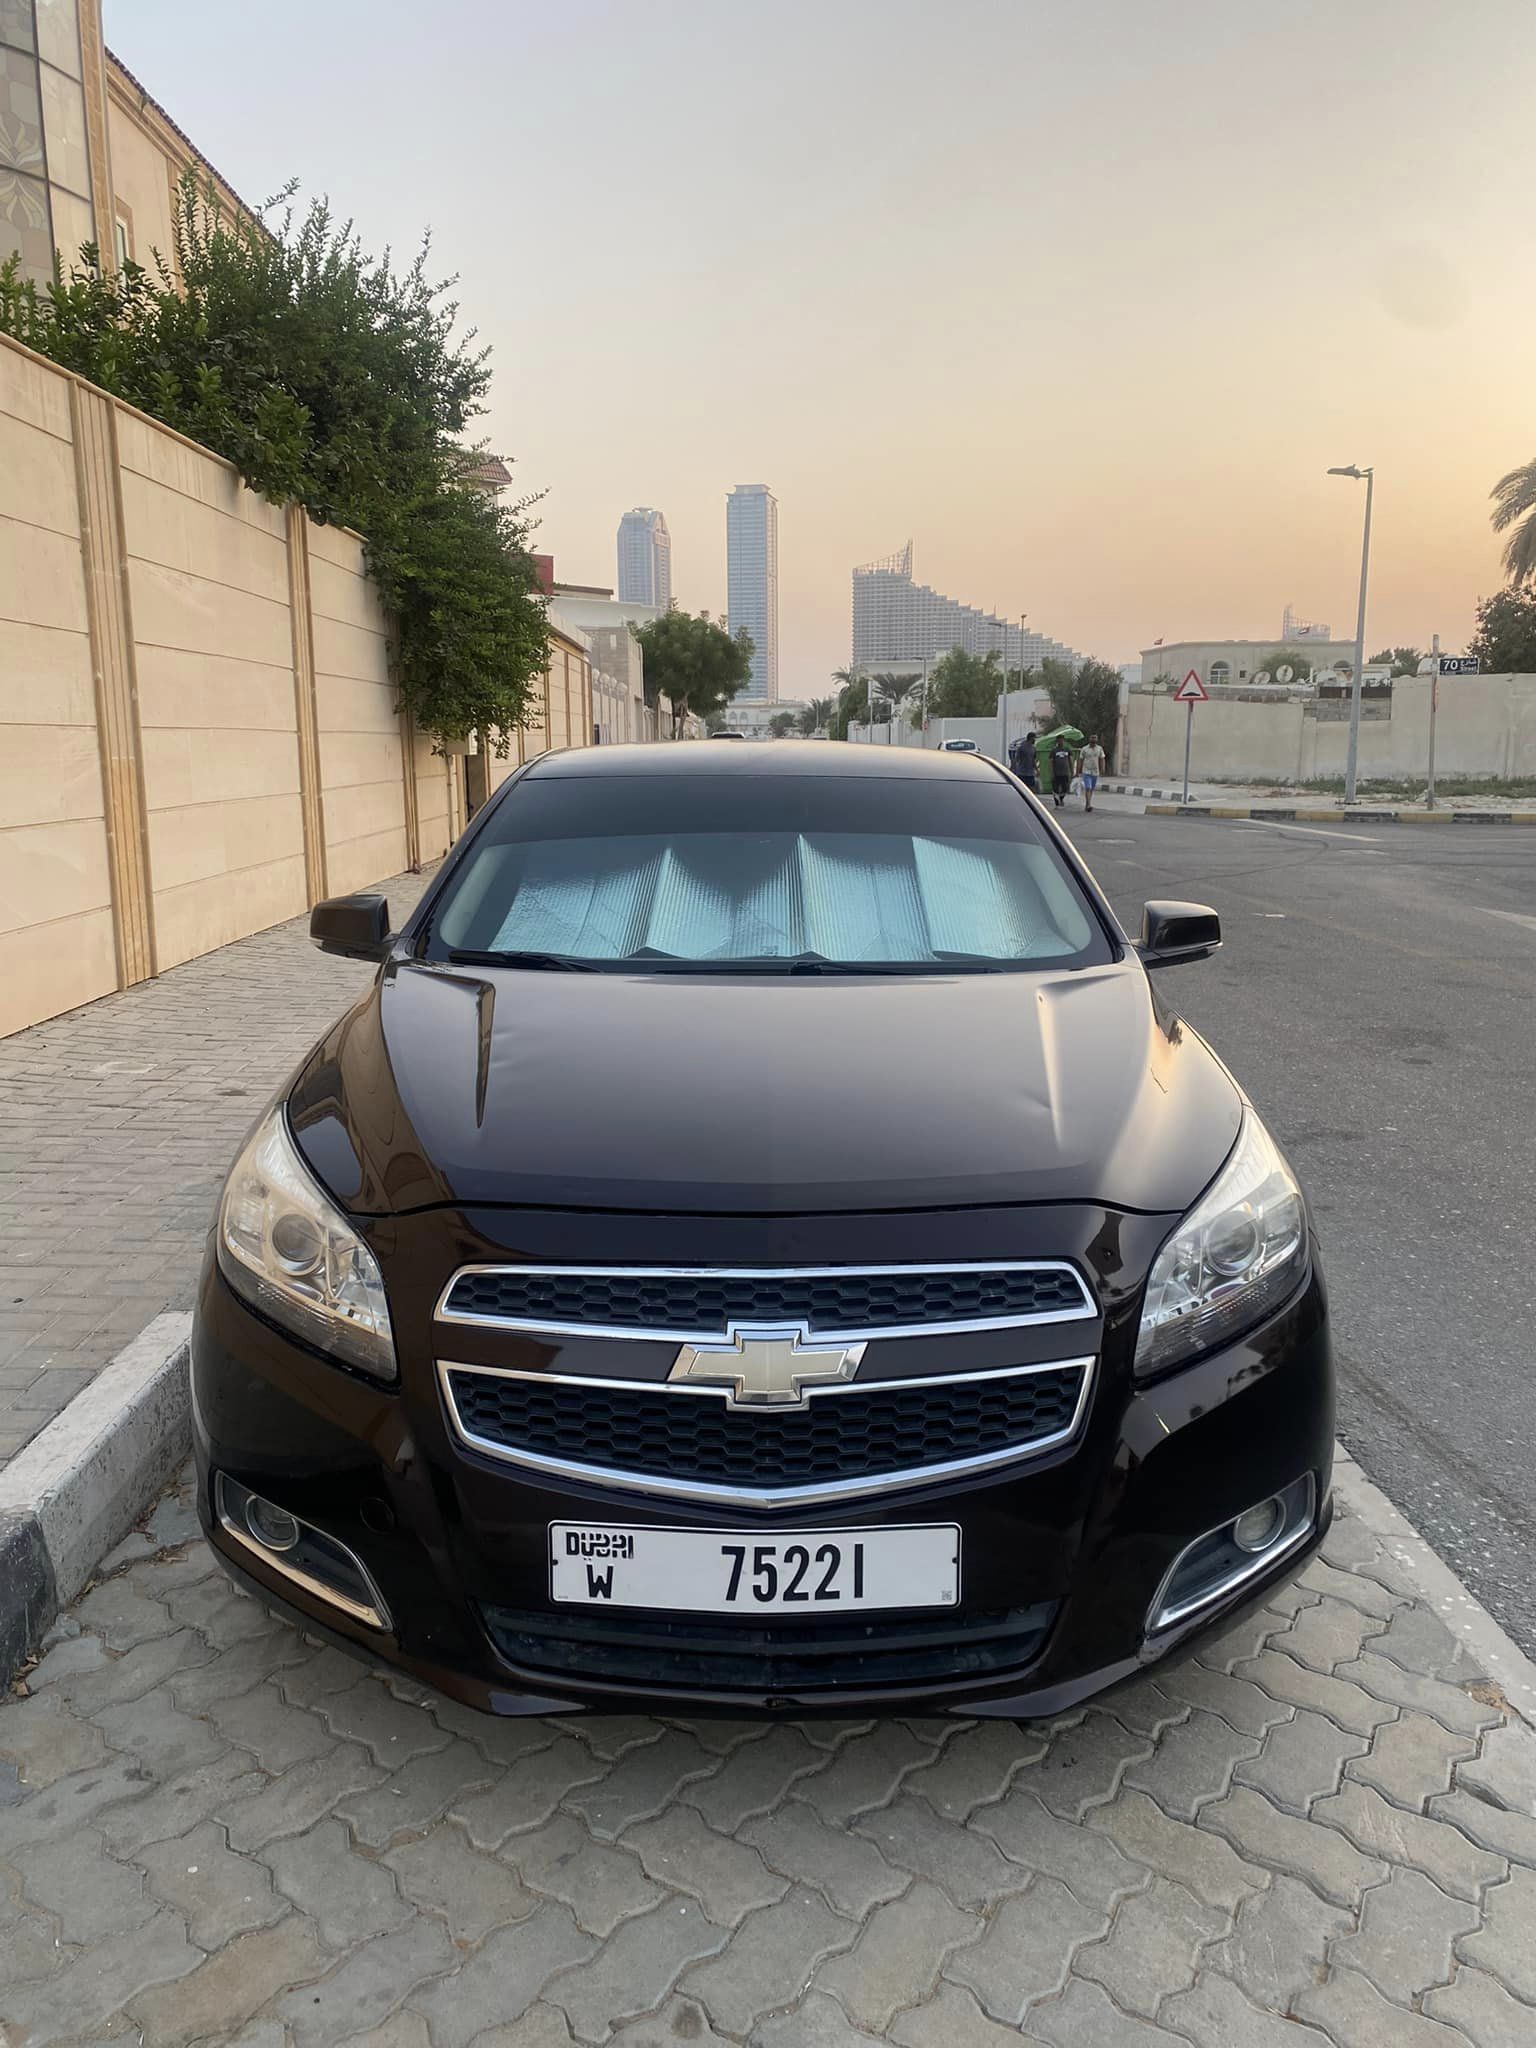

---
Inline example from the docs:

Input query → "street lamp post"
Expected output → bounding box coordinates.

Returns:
[1327,464,1375,803]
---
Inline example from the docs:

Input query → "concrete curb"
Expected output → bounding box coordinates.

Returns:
[1139,801,1536,824]
[0,1311,191,1685]
[1333,1447,1536,1733]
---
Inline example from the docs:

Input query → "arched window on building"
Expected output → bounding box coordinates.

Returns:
[1208,660,1231,687]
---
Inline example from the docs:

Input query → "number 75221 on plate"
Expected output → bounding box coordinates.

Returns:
[548,1523,961,1614]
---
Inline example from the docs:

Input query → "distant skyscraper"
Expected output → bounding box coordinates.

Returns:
[616,508,672,610]
[851,542,1082,670]
[726,485,779,701]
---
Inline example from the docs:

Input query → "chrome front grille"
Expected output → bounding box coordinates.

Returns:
[441,1361,1091,1507]
[438,1261,1095,1340]
[436,1261,1097,1506]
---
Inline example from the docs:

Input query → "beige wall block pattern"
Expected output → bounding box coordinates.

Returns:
[0,619,96,727]
[0,410,83,538]
[153,855,309,971]
[2,521,92,635]
[317,727,408,796]
[312,613,391,690]
[120,468,289,603]
[327,826,409,900]
[0,336,74,439]
[127,558,292,668]
[0,907,117,1037]
[0,816,112,934]
[147,792,306,894]
[134,646,296,734]
[308,549,386,632]
[0,723,105,829]
[140,725,301,813]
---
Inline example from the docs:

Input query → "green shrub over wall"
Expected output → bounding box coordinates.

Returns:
[0,178,547,751]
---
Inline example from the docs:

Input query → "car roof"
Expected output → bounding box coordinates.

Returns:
[525,740,1000,781]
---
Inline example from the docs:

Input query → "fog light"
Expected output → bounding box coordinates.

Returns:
[244,1494,301,1552]
[1233,1496,1286,1553]
[1148,1473,1315,1635]
[216,1473,390,1632]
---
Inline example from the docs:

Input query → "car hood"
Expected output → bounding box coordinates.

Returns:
[288,959,1242,1218]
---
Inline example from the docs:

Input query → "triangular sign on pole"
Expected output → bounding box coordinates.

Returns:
[1173,669,1209,704]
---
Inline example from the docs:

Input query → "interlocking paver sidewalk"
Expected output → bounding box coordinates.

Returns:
[4,1469,1535,2046]
[0,867,437,1465]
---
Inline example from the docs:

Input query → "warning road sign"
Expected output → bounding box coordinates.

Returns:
[1173,669,1209,704]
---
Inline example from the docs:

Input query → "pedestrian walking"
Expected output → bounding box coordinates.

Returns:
[1078,735,1106,812]
[1009,735,1039,792]
[1048,738,1073,809]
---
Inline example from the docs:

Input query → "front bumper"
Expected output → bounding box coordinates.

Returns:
[191,1243,1333,1719]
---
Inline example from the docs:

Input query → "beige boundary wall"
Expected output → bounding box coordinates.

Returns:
[1122,674,1536,785]
[1,332,592,1037]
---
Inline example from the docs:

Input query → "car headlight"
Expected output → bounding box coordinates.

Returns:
[216,1102,396,1382]
[1135,1111,1306,1378]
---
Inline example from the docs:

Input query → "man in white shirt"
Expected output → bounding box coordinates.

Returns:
[1078,737,1106,812]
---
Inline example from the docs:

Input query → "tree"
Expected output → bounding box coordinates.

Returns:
[0,180,548,749]
[829,670,886,740]
[800,697,833,735]
[827,668,865,741]
[870,672,918,726]
[1045,660,1122,769]
[633,609,754,736]
[1251,648,1316,683]
[1468,587,1536,672]
[1490,458,1536,586]
[769,711,798,738]
[925,648,1004,721]
[1370,646,1426,678]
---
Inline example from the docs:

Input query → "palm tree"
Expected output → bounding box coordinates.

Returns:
[871,672,918,732]
[800,696,833,735]
[1491,459,1536,585]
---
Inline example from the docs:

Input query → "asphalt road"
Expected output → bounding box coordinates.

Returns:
[1061,801,1536,1657]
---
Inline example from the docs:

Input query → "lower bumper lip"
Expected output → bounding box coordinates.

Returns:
[205,1501,1332,1720]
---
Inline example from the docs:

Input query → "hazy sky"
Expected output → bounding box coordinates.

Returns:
[109,0,1536,696]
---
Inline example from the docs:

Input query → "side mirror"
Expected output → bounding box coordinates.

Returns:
[1138,900,1221,969]
[310,894,391,961]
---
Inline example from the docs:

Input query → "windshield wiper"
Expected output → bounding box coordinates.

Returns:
[446,949,600,973]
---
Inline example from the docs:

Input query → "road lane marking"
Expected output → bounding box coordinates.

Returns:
[1478,907,1536,934]
[1235,821,1383,844]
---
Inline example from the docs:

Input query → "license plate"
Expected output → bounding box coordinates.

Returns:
[548,1522,960,1614]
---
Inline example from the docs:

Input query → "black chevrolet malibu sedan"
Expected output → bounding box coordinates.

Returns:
[192,741,1332,1719]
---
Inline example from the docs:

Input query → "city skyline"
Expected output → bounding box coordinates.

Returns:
[726,484,779,702]
[616,506,672,611]
[107,2,1530,699]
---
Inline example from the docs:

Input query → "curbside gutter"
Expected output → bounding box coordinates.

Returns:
[1334,1448,1536,1732]
[1142,802,1536,823]
[0,1311,191,1685]
[1100,781,1536,823]
[1098,784,1536,824]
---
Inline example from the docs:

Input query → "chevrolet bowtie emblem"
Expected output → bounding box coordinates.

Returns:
[668,1322,867,1407]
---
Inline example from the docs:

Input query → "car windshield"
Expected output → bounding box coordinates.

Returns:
[421,773,1112,972]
